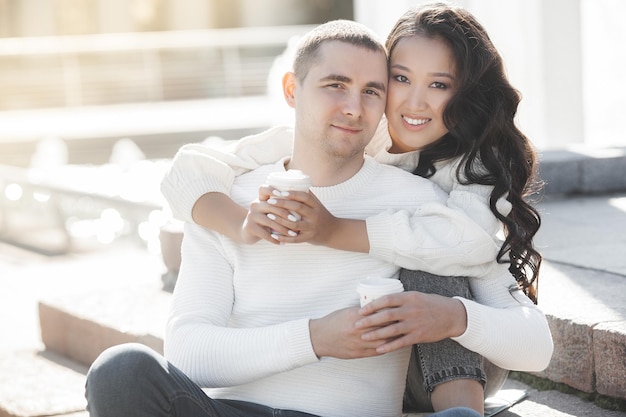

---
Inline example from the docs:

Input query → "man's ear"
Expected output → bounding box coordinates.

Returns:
[282,72,297,108]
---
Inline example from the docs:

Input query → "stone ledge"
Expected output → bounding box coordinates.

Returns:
[39,286,169,367]
[534,262,626,400]
[593,321,626,399]
[539,316,595,392]
[539,146,626,195]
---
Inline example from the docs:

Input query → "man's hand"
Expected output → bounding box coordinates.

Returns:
[309,307,390,359]
[355,291,468,354]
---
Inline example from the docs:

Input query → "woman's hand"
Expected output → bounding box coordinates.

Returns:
[355,291,468,354]
[262,187,370,252]
[249,186,339,245]
[268,188,340,245]
[237,186,291,244]
[237,185,337,245]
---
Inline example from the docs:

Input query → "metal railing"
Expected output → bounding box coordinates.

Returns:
[0,25,315,110]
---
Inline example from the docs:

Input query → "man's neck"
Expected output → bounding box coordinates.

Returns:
[286,153,365,187]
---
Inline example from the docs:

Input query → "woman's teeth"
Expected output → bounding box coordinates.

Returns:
[403,116,429,126]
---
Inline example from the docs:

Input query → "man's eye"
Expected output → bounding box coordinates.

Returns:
[364,89,380,96]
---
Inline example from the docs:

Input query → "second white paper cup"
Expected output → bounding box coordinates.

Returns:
[357,277,404,307]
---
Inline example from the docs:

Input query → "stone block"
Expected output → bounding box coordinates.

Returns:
[39,286,169,367]
[539,146,626,195]
[538,150,584,194]
[593,321,626,400]
[537,315,595,393]
[580,148,626,193]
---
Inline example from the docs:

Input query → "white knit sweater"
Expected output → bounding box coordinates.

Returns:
[161,118,553,373]
[166,158,450,417]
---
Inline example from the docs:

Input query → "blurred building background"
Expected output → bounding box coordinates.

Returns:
[0,0,624,155]
[0,0,353,111]
[0,0,359,169]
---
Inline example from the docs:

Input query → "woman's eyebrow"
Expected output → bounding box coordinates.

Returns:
[391,64,455,79]
[429,72,455,80]
[390,63,411,72]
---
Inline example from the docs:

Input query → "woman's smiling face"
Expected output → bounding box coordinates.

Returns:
[385,35,458,154]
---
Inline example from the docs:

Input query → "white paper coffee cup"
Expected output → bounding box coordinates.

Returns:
[357,277,404,307]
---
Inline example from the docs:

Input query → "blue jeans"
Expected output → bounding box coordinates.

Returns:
[85,343,480,417]
[400,270,508,412]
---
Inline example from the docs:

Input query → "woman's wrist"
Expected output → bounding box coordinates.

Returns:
[192,192,247,241]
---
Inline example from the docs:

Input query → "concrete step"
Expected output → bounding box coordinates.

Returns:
[0,242,162,417]
[0,350,87,417]
[38,285,168,366]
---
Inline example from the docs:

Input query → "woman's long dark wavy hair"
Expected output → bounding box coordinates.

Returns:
[386,3,543,303]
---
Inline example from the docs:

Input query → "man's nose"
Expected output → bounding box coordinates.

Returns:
[342,92,363,117]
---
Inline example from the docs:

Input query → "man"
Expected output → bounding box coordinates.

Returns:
[85,20,478,417]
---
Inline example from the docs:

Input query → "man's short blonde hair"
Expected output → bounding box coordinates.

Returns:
[292,20,386,83]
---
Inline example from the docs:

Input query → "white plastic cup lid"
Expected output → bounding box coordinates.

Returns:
[266,170,312,191]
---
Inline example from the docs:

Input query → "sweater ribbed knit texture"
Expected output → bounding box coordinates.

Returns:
[166,157,447,417]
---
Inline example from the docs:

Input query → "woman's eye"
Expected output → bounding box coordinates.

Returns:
[392,74,409,83]
[431,81,447,89]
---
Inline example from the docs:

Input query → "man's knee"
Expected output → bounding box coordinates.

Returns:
[86,343,162,407]
[89,343,159,381]
[434,407,482,417]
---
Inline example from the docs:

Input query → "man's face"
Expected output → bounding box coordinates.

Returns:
[286,41,387,164]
